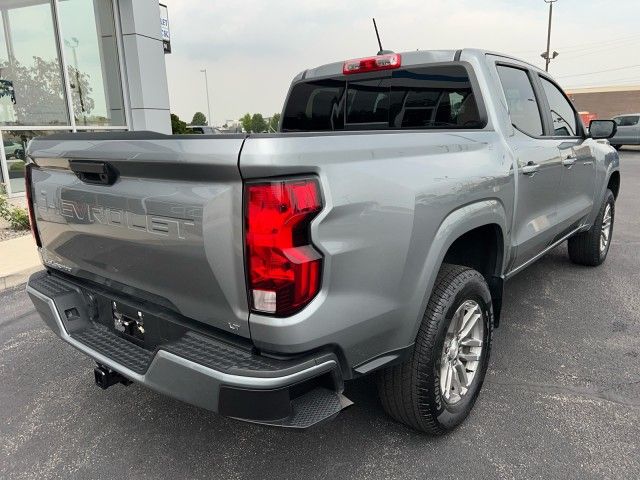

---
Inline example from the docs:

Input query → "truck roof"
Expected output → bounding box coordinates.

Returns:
[297,48,544,81]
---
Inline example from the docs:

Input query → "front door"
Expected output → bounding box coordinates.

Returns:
[537,75,597,232]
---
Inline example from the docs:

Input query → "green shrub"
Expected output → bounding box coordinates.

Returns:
[9,160,25,171]
[0,185,30,230]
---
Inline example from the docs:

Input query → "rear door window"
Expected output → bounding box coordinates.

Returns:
[281,64,483,132]
[496,65,544,137]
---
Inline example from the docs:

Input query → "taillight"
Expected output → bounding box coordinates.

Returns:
[245,178,323,316]
[343,53,401,75]
[24,163,42,248]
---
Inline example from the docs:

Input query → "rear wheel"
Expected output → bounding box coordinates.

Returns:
[568,189,615,266]
[377,264,493,434]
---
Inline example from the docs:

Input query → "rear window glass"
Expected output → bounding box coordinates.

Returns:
[281,65,483,132]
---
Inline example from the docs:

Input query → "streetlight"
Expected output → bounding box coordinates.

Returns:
[541,0,558,72]
[200,68,212,126]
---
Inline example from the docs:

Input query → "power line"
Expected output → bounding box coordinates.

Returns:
[560,42,640,60]
[557,64,640,78]
[510,32,640,55]
[564,76,640,89]
[554,35,640,53]
[514,45,640,67]
[513,39,640,62]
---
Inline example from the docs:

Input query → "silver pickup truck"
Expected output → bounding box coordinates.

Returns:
[25,49,620,434]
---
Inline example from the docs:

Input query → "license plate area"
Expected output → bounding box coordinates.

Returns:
[112,301,145,342]
[89,291,189,349]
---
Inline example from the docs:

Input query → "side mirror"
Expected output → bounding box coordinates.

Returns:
[589,119,617,139]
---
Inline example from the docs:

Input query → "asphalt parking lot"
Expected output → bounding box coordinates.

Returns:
[1,149,639,480]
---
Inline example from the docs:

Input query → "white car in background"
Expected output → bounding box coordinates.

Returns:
[3,140,24,159]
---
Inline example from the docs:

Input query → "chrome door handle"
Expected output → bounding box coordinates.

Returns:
[521,162,540,176]
[562,157,576,167]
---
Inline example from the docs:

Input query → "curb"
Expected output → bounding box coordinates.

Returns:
[0,266,43,292]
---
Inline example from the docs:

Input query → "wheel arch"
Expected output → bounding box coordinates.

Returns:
[442,223,505,326]
[607,170,620,199]
[410,200,508,342]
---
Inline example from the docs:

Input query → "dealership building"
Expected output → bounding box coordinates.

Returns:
[0,0,171,198]
[567,85,640,120]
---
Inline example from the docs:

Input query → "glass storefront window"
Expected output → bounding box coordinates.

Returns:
[0,0,128,196]
[0,1,69,126]
[2,130,70,194]
[58,0,125,127]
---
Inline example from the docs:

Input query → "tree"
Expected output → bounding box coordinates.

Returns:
[268,113,281,132]
[239,112,276,133]
[240,113,252,132]
[191,111,207,125]
[171,113,188,134]
[250,113,267,133]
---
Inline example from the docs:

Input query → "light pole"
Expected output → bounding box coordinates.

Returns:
[65,37,87,124]
[200,68,212,126]
[541,0,558,72]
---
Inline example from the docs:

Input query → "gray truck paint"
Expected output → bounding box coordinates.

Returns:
[28,136,251,338]
[28,285,338,412]
[27,49,619,385]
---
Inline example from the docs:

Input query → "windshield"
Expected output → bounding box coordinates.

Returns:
[281,64,483,132]
[614,116,639,126]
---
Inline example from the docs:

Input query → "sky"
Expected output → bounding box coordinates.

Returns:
[161,0,640,126]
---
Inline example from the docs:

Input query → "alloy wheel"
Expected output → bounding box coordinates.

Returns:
[600,203,612,253]
[440,300,485,404]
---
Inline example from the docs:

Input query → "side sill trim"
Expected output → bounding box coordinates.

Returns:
[504,226,584,280]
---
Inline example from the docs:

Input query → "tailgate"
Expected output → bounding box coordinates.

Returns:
[27,132,251,338]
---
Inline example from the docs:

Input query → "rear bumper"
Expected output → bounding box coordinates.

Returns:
[27,271,350,428]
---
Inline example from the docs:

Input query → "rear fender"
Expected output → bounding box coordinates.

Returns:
[408,200,508,340]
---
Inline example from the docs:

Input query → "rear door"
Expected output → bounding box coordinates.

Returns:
[494,63,564,268]
[536,74,597,232]
[27,133,251,338]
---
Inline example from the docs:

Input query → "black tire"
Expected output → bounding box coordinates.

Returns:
[377,264,493,434]
[611,145,622,150]
[568,189,615,266]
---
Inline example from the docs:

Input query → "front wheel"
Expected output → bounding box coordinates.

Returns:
[377,264,493,434]
[568,189,615,266]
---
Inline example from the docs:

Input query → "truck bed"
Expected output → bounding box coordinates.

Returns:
[28,128,507,365]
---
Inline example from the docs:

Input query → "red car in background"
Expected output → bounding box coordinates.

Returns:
[579,111,598,129]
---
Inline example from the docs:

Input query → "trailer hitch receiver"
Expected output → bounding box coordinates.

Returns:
[94,364,132,389]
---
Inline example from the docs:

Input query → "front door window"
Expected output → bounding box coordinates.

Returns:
[539,77,578,137]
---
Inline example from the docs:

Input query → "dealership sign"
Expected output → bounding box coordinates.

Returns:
[160,3,171,53]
